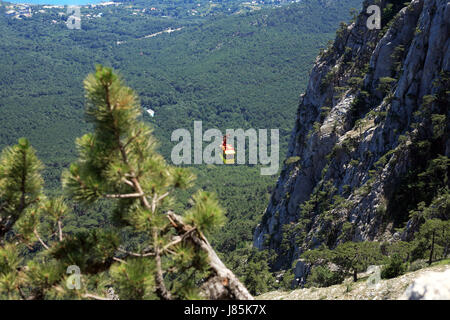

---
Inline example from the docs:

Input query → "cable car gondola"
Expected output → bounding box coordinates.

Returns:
[221,135,235,164]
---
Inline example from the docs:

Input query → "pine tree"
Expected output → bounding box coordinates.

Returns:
[0,65,252,300]
[0,138,43,238]
[411,219,450,265]
[302,241,383,283]
[332,242,383,282]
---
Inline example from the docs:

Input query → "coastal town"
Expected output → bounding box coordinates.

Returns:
[1,0,303,21]
[3,1,119,20]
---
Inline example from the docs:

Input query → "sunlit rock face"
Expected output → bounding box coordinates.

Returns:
[254,0,449,277]
[400,269,450,300]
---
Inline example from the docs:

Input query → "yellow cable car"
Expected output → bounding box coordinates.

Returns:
[221,135,236,164]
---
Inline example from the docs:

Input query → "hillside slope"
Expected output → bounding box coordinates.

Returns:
[0,0,362,253]
[258,263,450,300]
[0,0,362,180]
[0,1,364,289]
[254,0,449,276]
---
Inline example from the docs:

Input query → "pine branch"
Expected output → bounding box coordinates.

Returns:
[82,293,112,300]
[151,192,158,213]
[33,229,49,250]
[148,192,170,214]
[58,220,63,242]
[131,177,152,209]
[117,247,155,257]
[17,286,27,300]
[102,82,152,211]
[156,192,170,203]
[166,211,253,300]
[154,229,172,300]
[15,234,35,250]
[162,228,196,253]
[121,178,134,187]
[19,147,27,213]
[113,257,127,264]
[104,192,144,199]
[123,129,142,149]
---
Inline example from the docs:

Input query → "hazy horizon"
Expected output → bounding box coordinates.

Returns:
[6,0,103,5]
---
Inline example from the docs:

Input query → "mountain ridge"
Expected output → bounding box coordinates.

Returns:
[254,0,449,283]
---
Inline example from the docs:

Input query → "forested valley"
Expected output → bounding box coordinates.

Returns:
[0,0,363,295]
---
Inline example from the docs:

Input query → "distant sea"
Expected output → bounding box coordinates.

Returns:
[7,0,103,5]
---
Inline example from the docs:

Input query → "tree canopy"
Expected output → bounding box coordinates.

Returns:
[0,66,252,300]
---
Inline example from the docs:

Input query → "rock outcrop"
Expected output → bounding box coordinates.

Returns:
[254,0,449,278]
[400,268,450,300]
[257,264,450,300]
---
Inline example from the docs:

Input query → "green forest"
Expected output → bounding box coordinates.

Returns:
[2,0,447,301]
[0,0,364,295]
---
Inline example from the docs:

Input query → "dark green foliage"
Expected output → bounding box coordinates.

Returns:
[278,270,295,290]
[0,0,361,186]
[410,192,449,225]
[410,219,450,265]
[285,156,301,166]
[241,252,276,296]
[300,181,337,220]
[51,229,120,274]
[380,241,411,261]
[305,265,343,288]
[184,191,226,236]
[388,154,449,227]
[0,67,247,300]
[331,241,383,282]
[431,114,446,140]
[222,247,276,295]
[407,260,427,272]
[390,45,405,76]
[381,254,406,279]
[348,91,369,126]
[320,69,337,94]
[110,258,156,300]
[377,77,396,95]
[0,1,362,277]
[0,138,43,237]
[301,239,443,287]
[338,221,354,243]
[302,241,383,284]
[380,1,408,34]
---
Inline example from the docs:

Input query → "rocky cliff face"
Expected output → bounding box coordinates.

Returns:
[254,0,449,280]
